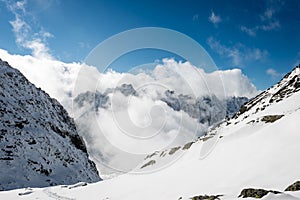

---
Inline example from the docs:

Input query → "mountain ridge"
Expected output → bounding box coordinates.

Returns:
[0,59,101,190]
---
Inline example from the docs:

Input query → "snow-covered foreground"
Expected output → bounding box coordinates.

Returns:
[1,67,300,200]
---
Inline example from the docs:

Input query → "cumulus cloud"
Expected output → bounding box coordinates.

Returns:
[74,59,257,174]
[0,48,259,107]
[0,49,259,175]
[208,10,221,26]
[3,0,53,59]
[207,37,268,67]
[76,92,203,173]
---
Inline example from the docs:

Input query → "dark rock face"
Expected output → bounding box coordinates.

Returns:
[74,91,109,111]
[0,59,101,191]
[115,83,137,96]
[261,115,284,123]
[140,160,156,169]
[226,96,248,117]
[73,83,137,112]
[238,188,280,198]
[190,194,223,200]
[285,181,300,191]
[269,65,300,103]
[105,83,138,97]
[161,90,248,126]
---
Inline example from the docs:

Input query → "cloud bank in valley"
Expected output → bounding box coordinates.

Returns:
[0,49,258,175]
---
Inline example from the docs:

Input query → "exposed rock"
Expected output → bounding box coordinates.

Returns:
[144,151,159,160]
[140,160,156,169]
[261,115,284,123]
[182,141,194,150]
[226,96,248,117]
[169,146,181,155]
[0,59,101,190]
[238,188,280,198]
[190,194,223,200]
[105,83,137,97]
[285,181,300,191]
[161,91,230,126]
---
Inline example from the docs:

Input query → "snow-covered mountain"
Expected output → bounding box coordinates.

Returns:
[160,90,248,123]
[0,59,101,191]
[1,64,298,199]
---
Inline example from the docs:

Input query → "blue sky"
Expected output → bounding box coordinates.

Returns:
[0,0,299,90]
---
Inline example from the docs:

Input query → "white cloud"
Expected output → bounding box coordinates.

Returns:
[260,8,275,21]
[24,38,52,58]
[240,26,256,37]
[266,68,282,79]
[207,37,240,66]
[261,21,280,31]
[16,0,26,12]
[208,11,221,26]
[0,49,258,106]
[241,3,281,36]
[0,49,259,175]
[4,0,53,59]
[207,37,268,67]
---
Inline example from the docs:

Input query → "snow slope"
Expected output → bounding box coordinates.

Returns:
[0,65,299,199]
[0,59,100,190]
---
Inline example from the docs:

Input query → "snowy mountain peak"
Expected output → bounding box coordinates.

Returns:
[0,59,101,190]
[232,64,300,121]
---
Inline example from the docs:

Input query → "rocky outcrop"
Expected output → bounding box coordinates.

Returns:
[190,194,223,200]
[285,181,300,191]
[238,188,280,198]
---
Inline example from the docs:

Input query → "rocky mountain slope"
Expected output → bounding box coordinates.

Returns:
[160,90,248,124]
[1,65,298,199]
[0,59,101,191]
